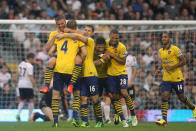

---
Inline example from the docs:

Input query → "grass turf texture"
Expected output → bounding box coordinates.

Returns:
[0,122,196,131]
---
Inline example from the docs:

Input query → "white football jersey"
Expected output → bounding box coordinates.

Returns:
[17,61,33,88]
[126,55,137,82]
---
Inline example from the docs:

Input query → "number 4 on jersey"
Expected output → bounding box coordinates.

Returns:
[61,40,68,54]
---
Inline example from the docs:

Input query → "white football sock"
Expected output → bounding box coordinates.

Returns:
[122,104,128,120]
[104,104,110,120]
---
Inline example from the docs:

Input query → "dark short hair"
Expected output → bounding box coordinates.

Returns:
[162,31,172,38]
[67,19,77,30]
[26,53,35,59]
[96,37,106,45]
[110,29,119,34]
[55,15,65,21]
[85,25,94,32]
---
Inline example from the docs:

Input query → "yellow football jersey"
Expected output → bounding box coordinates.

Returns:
[49,30,63,44]
[54,33,85,74]
[94,54,108,78]
[159,44,183,82]
[106,40,128,76]
[82,37,98,77]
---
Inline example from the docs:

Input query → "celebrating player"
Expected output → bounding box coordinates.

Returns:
[16,53,38,121]
[40,15,66,94]
[155,32,196,126]
[105,29,137,127]
[93,37,111,124]
[56,25,104,127]
[50,23,86,128]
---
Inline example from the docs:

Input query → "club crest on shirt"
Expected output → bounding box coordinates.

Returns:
[168,51,171,54]
[122,52,127,56]
[178,50,182,55]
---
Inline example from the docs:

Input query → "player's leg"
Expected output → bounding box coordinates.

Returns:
[79,78,90,127]
[120,98,128,120]
[71,89,81,127]
[80,95,89,127]
[40,57,56,93]
[155,81,171,126]
[89,77,103,127]
[119,75,137,126]
[103,96,111,123]
[41,107,53,121]
[107,75,128,127]
[28,98,34,121]
[67,55,83,93]
[16,88,26,122]
[51,72,63,127]
[27,88,35,121]
[174,81,196,119]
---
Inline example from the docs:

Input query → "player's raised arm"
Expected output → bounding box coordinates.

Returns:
[56,33,89,44]
[45,34,57,51]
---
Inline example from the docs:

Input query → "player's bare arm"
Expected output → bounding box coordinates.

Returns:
[48,45,57,57]
[64,27,83,34]
[56,33,88,44]
[80,46,87,61]
[165,55,186,71]
[45,34,58,52]
[105,50,126,64]
[29,75,38,93]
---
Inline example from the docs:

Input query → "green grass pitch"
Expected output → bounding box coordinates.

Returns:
[1,122,196,131]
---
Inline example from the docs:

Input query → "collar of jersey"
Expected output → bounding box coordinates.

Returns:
[163,43,171,50]
[109,40,119,48]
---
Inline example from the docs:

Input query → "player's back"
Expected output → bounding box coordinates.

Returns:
[17,61,33,88]
[159,44,183,82]
[82,37,97,77]
[54,33,85,74]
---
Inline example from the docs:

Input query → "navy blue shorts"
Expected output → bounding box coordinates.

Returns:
[53,72,72,91]
[80,76,99,97]
[107,75,128,94]
[98,77,108,96]
[161,81,184,94]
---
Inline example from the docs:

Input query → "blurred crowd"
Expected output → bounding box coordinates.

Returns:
[0,0,196,112]
[0,0,196,20]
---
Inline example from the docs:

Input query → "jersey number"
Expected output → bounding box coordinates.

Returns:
[19,67,26,77]
[177,84,183,91]
[61,40,68,54]
[120,79,126,86]
[90,85,95,93]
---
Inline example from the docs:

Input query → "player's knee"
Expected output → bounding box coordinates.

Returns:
[81,96,87,104]
[121,90,128,97]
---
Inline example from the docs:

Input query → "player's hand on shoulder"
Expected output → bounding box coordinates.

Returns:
[55,33,65,40]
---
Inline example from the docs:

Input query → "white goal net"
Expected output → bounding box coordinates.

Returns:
[0,20,196,122]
